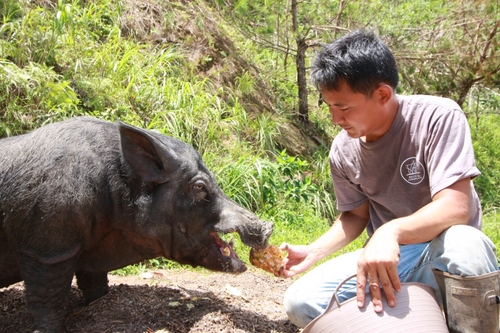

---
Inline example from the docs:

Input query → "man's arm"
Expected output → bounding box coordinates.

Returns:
[385,177,471,244]
[356,177,472,312]
[279,202,369,278]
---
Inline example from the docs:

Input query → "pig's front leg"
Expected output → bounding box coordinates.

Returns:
[75,270,109,304]
[20,253,76,333]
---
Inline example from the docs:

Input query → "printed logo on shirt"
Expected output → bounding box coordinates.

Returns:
[400,157,425,185]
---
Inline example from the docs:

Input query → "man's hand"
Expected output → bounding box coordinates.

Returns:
[355,178,472,312]
[356,223,401,312]
[276,209,368,279]
[277,243,317,278]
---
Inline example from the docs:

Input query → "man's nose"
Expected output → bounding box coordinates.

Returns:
[330,109,344,125]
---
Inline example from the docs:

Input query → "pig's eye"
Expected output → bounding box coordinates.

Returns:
[192,181,208,201]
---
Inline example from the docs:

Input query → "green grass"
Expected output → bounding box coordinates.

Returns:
[2,0,499,277]
[483,209,500,250]
[470,113,500,252]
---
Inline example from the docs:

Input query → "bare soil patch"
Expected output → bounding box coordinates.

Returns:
[0,267,301,333]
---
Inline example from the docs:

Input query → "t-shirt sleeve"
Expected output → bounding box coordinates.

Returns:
[329,141,368,211]
[425,108,480,196]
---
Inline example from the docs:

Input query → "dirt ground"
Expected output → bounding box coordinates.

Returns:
[0,267,302,333]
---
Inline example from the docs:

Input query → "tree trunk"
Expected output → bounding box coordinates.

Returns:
[296,38,309,122]
[291,0,309,123]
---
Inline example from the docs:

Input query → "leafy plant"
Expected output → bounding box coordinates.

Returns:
[472,114,500,210]
[2,0,499,274]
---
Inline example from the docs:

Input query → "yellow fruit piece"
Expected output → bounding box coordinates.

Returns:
[249,245,284,274]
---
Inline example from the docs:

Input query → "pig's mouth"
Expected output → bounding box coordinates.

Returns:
[215,233,238,259]
[204,219,272,273]
[210,231,246,272]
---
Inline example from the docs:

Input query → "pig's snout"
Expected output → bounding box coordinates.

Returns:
[236,219,274,251]
[257,221,274,249]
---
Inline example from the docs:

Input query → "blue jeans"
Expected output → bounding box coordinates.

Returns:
[283,225,499,328]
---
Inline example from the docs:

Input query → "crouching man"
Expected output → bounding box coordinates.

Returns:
[278,29,500,333]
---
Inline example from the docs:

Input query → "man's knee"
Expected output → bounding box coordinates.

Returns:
[441,225,496,253]
[443,224,492,242]
[283,284,317,328]
[433,225,498,275]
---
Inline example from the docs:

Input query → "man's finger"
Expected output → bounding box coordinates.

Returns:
[378,270,396,308]
[356,271,367,308]
[388,265,401,293]
[368,275,383,313]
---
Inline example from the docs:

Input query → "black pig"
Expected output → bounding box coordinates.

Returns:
[0,117,273,332]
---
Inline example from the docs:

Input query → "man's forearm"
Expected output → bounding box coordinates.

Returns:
[309,207,369,261]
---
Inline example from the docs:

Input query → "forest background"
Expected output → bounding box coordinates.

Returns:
[1,0,500,273]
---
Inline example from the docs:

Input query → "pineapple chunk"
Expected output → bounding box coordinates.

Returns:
[249,245,284,274]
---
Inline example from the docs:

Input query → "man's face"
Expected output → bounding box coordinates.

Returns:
[321,81,388,142]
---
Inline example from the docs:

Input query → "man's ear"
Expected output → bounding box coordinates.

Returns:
[376,84,394,105]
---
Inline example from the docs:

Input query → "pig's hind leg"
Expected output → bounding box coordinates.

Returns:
[75,270,109,304]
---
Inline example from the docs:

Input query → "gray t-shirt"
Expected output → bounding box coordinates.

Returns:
[329,95,481,236]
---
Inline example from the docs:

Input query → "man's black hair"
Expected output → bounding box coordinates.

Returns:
[310,30,399,96]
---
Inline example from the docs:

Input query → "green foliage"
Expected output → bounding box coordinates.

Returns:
[2,0,500,276]
[483,209,500,252]
[376,1,499,106]
[112,262,148,276]
[0,60,81,136]
[472,114,500,210]
[207,148,337,222]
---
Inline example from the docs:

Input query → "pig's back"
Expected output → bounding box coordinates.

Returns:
[0,117,129,237]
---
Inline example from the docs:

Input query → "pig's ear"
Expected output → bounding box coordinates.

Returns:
[118,122,168,183]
